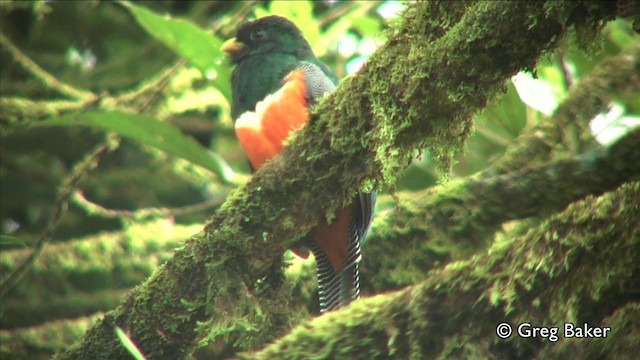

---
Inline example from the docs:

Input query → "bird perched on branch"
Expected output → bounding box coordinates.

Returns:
[222,15,375,312]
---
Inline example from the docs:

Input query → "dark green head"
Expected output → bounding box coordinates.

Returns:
[222,16,313,65]
[222,15,336,119]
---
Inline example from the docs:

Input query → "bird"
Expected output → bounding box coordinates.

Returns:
[222,15,376,312]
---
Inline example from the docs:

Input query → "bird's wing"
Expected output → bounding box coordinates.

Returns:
[297,61,337,106]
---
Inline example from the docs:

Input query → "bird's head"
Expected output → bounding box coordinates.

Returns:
[222,15,313,64]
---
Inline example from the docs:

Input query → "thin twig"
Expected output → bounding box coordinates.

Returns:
[0,134,121,299]
[210,1,258,34]
[319,1,378,28]
[0,97,88,128]
[71,190,227,220]
[115,59,187,110]
[0,33,97,101]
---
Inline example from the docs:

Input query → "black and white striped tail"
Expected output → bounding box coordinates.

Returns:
[312,192,375,313]
[311,228,362,313]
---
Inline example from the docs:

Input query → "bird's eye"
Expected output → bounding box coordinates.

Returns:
[250,29,266,41]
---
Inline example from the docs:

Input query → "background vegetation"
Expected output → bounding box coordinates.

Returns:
[1,1,638,359]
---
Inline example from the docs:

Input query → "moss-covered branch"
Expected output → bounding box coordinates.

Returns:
[493,45,640,174]
[54,1,638,359]
[246,182,640,359]
[536,302,640,359]
[1,314,102,360]
[362,127,640,291]
[0,220,198,327]
[0,97,87,128]
[362,43,639,291]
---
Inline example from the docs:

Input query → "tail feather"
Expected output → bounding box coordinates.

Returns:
[311,232,362,313]
[311,192,374,313]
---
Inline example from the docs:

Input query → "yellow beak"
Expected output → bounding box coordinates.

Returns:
[221,38,245,54]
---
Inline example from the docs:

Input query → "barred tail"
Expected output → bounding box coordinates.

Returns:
[311,236,362,313]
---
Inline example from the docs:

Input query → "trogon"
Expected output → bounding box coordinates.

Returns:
[222,15,376,312]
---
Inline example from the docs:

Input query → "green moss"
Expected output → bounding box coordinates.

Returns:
[266,181,638,358]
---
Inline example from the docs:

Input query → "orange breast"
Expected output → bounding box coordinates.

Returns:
[234,119,279,170]
[235,69,308,169]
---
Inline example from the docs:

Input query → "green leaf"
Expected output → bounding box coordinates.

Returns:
[0,235,27,248]
[38,111,235,182]
[121,1,231,100]
[115,326,147,360]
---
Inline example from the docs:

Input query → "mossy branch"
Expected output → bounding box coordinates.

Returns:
[0,220,196,311]
[0,97,86,128]
[536,302,640,359]
[363,127,640,291]
[245,182,640,359]
[53,1,638,359]
[1,314,102,360]
[0,134,120,300]
[493,45,640,174]
[362,45,640,291]
[70,191,226,220]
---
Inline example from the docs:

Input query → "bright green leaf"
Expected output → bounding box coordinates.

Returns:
[538,63,569,99]
[606,19,640,51]
[38,111,235,183]
[121,1,231,100]
[590,103,640,145]
[377,1,406,19]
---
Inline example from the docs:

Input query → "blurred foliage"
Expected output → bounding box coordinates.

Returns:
[0,0,407,245]
[451,18,640,178]
[0,0,638,358]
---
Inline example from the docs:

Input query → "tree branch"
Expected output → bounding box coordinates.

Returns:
[0,134,120,300]
[362,44,639,292]
[493,45,640,174]
[70,191,226,220]
[54,1,638,359]
[362,127,640,291]
[245,182,640,359]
